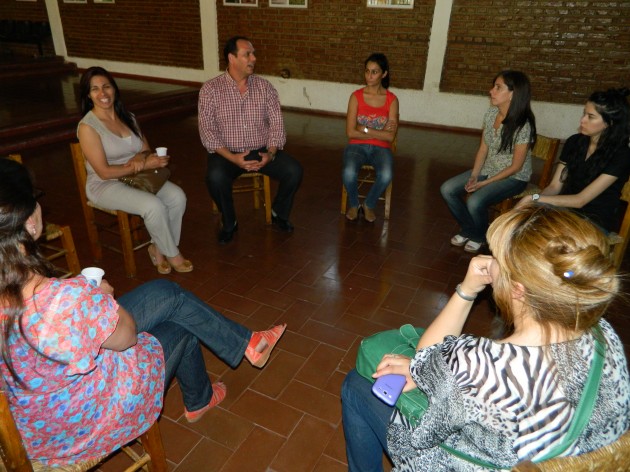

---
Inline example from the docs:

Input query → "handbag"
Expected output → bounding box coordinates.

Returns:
[355,324,606,470]
[118,167,171,194]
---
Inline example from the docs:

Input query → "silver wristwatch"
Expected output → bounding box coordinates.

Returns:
[532,193,540,202]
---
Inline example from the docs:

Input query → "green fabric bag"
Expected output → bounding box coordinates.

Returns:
[355,324,428,427]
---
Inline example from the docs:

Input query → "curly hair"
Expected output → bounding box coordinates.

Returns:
[79,66,141,138]
[487,205,618,342]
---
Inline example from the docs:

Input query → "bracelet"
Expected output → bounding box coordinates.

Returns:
[455,283,476,301]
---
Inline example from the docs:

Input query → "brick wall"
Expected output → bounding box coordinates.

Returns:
[59,0,203,69]
[442,0,630,104]
[216,0,435,91]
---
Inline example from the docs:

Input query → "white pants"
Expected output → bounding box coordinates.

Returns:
[88,180,187,257]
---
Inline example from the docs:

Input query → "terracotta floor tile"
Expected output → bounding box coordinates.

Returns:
[270,415,336,472]
[298,320,358,351]
[250,350,308,398]
[172,437,232,472]
[279,380,341,426]
[181,406,254,451]
[294,343,346,389]
[313,455,348,472]
[219,426,286,472]
[158,416,205,464]
[228,390,303,436]
[323,424,348,465]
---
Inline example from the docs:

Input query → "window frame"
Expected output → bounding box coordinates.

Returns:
[223,0,258,6]
[269,0,308,8]
[366,0,413,9]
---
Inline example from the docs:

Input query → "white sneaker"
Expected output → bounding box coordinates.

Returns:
[450,234,469,246]
[464,240,482,253]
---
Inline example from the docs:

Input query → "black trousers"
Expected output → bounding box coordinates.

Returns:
[205,150,303,229]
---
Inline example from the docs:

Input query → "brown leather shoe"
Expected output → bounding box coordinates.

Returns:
[363,205,376,223]
[345,207,359,221]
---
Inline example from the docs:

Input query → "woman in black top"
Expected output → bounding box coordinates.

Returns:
[517,88,630,231]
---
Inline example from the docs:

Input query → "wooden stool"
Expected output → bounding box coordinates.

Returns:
[212,172,272,224]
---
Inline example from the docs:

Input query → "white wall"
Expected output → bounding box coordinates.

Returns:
[46,0,583,139]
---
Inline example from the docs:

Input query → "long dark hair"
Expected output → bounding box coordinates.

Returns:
[563,88,630,185]
[0,159,54,387]
[494,70,537,153]
[79,66,141,138]
[364,53,390,89]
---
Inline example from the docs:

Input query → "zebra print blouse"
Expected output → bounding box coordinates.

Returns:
[386,319,630,471]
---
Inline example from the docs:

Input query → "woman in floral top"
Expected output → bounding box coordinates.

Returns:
[0,159,286,466]
[440,70,537,253]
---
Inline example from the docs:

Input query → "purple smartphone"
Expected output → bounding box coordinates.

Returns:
[372,374,406,406]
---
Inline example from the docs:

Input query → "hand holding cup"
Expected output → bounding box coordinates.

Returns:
[81,267,104,287]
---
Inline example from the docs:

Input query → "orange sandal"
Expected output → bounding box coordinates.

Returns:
[245,324,287,368]
[184,381,227,423]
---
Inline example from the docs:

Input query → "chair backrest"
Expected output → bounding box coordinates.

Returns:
[530,135,560,189]
[69,143,89,206]
[511,429,630,471]
[611,177,630,268]
[0,390,33,472]
[6,154,23,164]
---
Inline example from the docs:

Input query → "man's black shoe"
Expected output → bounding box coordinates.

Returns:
[218,222,238,244]
[272,215,294,233]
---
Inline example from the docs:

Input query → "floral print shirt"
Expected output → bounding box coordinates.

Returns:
[0,277,164,466]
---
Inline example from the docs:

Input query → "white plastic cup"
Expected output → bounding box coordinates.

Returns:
[156,147,168,157]
[81,267,104,286]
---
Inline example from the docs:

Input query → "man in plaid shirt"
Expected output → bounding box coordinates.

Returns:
[198,36,303,244]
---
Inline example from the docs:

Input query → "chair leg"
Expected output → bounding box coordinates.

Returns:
[252,175,261,210]
[59,225,81,276]
[84,205,103,262]
[262,175,272,225]
[340,186,348,215]
[117,211,137,278]
[384,182,392,220]
[139,422,168,472]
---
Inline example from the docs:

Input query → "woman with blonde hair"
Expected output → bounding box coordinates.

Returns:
[342,205,629,471]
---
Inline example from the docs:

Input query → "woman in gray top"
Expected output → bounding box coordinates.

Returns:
[440,70,537,253]
[77,66,192,274]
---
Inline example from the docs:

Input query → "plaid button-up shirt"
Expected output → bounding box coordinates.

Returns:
[198,72,286,154]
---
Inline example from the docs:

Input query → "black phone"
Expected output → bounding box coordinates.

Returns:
[372,374,406,406]
[244,148,267,162]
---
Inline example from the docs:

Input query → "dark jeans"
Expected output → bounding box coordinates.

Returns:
[341,369,394,472]
[440,170,527,243]
[118,279,251,411]
[205,150,303,229]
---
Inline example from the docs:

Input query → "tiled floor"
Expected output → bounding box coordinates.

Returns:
[16,106,630,471]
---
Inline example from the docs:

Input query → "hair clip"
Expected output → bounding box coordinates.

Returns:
[563,270,574,279]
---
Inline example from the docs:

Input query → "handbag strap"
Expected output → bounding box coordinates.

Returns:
[533,325,606,462]
[439,325,606,470]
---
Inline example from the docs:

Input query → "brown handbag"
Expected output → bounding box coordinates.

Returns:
[118,167,171,194]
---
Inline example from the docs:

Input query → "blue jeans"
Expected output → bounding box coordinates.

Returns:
[118,279,251,412]
[440,170,527,243]
[342,144,393,209]
[341,369,394,472]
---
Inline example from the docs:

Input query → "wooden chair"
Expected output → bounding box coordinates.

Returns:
[511,430,630,471]
[0,389,168,472]
[70,142,150,278]
[607,177,630,269]
[498,135,561,213]
[340,135,397,220]
[4,155,81,278]
[211,172,272,224]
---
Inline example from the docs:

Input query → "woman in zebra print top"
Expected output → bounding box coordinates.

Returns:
[342,205,630,471]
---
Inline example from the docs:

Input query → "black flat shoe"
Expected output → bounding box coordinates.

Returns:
[271,215,294,233]
[218,222,238,244]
